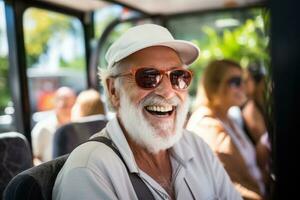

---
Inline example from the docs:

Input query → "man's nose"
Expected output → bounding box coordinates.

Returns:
[154,75,176,99]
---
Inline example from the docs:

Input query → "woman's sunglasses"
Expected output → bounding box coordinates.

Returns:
[227,76,243,88]
[112,67,193,90]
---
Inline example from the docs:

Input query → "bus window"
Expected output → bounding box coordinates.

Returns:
[94,5,124,39]
[0,1,14,133]
[23,8,87,127]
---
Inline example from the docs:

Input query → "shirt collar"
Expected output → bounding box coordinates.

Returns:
[106,117,139,173]
[170,130,194,167]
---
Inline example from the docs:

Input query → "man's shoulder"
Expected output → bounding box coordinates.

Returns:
[62,132,121,172]
[66,142,108,168]
[53,132,129,197]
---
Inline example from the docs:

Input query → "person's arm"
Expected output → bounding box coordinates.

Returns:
[242,102,266,144]
[208,135,263,199]
[215,140,264,199]
[234,183,263,200]
[31,126,51,164]
[53,167,118,200]
[256,133,271,185]
[193,117,263,200]
[188,117,241,199]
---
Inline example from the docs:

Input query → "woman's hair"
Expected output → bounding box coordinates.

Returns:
[75,89,105,116]
[193,59,242,109]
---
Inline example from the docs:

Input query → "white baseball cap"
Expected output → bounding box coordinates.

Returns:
[105,24,200,69]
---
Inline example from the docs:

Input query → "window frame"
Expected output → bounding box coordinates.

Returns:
[4,0,94,144]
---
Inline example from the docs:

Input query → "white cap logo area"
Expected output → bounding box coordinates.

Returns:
[105,24,200,69]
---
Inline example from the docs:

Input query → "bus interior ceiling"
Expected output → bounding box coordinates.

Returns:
[36,0,266,15]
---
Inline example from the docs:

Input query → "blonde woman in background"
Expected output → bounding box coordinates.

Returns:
[71,89,106,121]
[187,59,267,200]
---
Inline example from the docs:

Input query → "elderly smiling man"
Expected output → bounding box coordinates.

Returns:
[53,24,242,200]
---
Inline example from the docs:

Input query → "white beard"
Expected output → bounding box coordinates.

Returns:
[119,88,189,154]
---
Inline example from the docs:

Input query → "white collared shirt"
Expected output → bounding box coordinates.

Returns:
[53,117,242,200]
[31,112,58,162]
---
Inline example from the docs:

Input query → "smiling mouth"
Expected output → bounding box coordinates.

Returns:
[144,105,175,117]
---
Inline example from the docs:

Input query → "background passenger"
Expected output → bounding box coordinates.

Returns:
[242,62,271,188]
[71,89,105,122]
[242,62,268,145]
[187,59,266,200]
[31,86,76,165]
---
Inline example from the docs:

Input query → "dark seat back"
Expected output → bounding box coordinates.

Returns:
[52,115,107,158]
[0,132,33,198]
[3,155,68,200]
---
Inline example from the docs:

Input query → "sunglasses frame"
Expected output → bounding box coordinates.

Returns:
[112,66,193,90]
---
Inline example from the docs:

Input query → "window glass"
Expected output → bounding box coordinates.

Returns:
[168,8,270,98]
[93,5,143,69]
[23,8,87,125]
[94,5,123,39]
[0,1,14,132]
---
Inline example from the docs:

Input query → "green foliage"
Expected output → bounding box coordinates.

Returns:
[99,22,133,68]
[59,57,85,70]
[95,14,117,39]
[188,12,270,96]
[0,56,10,112]
[23,8,73,67]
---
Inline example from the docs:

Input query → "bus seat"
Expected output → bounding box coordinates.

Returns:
[0,132,33,197]
[52,115,107,158]
[3,154,68,200]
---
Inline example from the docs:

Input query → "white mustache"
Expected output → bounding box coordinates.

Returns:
[141,93,181,107]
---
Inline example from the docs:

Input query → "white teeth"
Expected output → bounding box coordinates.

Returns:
[146,105,173,112]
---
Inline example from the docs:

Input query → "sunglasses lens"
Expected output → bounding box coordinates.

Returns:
[134,68,192,90]
[135,68,162,89]
[170,70,192,89]
[228,77,242,88]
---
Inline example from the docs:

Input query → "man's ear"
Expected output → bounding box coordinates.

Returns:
[106,78,120,108]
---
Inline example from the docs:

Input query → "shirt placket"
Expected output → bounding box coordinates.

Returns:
[173,165,196,200]
[139,171,171,200]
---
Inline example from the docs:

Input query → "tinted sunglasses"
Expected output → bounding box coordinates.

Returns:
[112,67,193,90]
[227,76,243,88]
